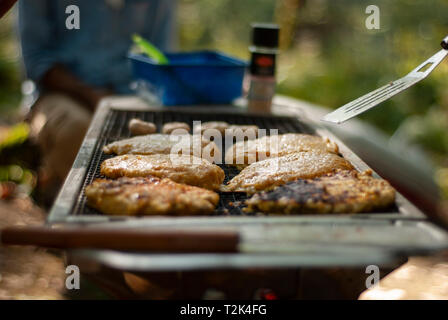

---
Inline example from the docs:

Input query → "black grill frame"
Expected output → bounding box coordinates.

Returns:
[48,103,427,226]
[46,102,447,270]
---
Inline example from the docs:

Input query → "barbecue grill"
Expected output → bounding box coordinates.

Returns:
[48,97,448,272]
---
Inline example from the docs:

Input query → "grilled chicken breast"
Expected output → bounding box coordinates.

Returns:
[245,170,395,214]
[85,177,219,216]
[100,154,225,191]
[102,134,220,162]
[225,133,339,167]
[221,151,354,194]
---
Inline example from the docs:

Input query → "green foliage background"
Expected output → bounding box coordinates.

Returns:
[177,0,448,169]
[0,11,21,117]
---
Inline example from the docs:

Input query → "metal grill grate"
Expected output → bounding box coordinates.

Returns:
[71,109,396,216]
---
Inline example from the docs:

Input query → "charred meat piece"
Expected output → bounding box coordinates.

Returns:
[100,154,225,191]
[86,177,219,216]
[245,170,395,214]
[221,151,354,194]
[102,134,221,162]
[225,133,339,167]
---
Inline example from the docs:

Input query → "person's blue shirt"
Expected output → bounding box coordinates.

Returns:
[19,0,176,94]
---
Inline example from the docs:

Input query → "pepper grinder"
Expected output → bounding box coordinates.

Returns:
[247,23,279,113]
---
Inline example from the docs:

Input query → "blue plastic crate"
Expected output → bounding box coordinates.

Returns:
[129,51,247,105]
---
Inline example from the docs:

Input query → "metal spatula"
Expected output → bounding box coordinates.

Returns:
[321,36,448,124]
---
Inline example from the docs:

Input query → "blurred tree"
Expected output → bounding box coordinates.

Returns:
[0,10,21,118]
[275,0,302,50]
[176,0,448,196]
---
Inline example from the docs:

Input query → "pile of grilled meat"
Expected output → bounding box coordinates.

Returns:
[85,120,395,216]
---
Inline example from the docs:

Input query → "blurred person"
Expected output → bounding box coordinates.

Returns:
[18,0,177,202]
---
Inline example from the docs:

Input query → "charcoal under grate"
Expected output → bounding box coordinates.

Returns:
[71,109,395,217]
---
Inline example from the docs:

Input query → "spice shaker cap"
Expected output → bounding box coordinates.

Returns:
[251,23,279,48]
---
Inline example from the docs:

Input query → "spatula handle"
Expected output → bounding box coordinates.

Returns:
[441,35,448,50]
[1,226,239,253]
